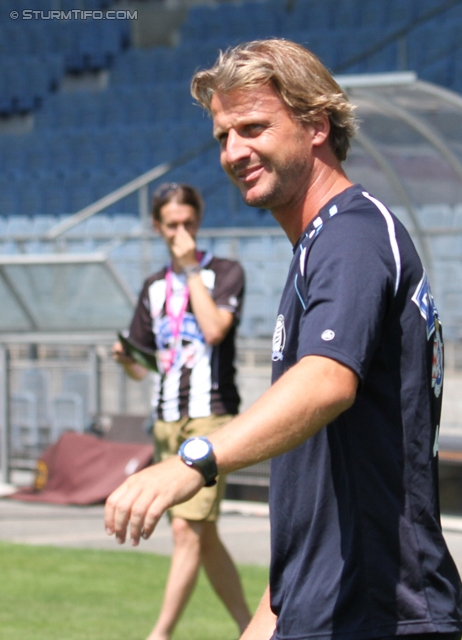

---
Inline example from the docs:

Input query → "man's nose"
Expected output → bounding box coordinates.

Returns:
[223,130,249,165]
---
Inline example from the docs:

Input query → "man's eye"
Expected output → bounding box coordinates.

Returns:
[247,124,264,135]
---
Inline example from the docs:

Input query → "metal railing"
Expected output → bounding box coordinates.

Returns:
[0,336,274,487]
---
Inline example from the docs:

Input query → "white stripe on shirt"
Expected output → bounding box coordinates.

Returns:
[362,191,401,296]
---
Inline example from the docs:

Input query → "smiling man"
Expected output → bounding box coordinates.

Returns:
[105,40,462,640]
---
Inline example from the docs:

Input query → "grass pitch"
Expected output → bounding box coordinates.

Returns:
[0,541,267,640]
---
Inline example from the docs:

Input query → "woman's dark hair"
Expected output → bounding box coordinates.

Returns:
[151,183,204,222]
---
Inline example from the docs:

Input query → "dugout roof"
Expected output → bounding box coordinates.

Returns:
[339,72,462,339]
[0,253,135,338]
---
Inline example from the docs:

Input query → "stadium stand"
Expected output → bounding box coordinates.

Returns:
[0,0,462,222]
[1,0,462,338]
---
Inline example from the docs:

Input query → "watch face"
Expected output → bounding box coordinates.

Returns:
[183,438,210,461]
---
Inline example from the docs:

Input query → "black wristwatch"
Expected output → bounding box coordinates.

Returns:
[178,437,218,487]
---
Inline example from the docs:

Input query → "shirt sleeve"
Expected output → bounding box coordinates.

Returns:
[127,279,157,351]
[212,259,245,323]
[297,212,398,382]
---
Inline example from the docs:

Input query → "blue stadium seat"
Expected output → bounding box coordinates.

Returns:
[109,239,144,288]
[85,214,113,237]
[0,182,20,216]
[406,23,434,69]
[113,214,140,235]
[180,5,213,42]
[440,2,462,23]
[330,0,362,29]
[359,0,388,28]
[448,51,462,92]
[98,130,127,168]
[250,1,284,37]
[64,239,97,254]
[30,23,54,55]
[4,24,30,55]
[420,57,454,91]
[81,97,105,128]
[419,204,454,229]
[31,215,60,236]
[24,240,53,254]
[47,135,75,171]
[0,240,20,255]
[26,136,51,175]
[0,47,65,118]
[364,40,400,73]
[67,177,97,213]
[44,93,82,129]
[409,19,456,70]
[282,0,334,32]
[453,203,462,229]
[334,26,380,72]
[431,236,460,259]
[108,52,134,86]
[72,133,101,168]
[18,184,44,216]
[0,216,8,237]
[286,30,338,71]
[6,215,32,237]
[41,179,69,216]
[386,0,417,27]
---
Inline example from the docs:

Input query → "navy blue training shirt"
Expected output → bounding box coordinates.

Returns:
[269,184,462,640]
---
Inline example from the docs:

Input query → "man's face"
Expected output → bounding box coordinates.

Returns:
[211,84,316,212]
[154,202,200,251]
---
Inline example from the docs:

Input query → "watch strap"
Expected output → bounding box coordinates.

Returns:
[183,264,201,279]
[179,437,218,487]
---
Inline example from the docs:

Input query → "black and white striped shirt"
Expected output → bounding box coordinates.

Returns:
[128,252,244,421]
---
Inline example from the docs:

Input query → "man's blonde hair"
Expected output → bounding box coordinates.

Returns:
[191,39,358,162]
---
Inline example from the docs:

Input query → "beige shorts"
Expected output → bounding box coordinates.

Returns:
[154,414,233,522]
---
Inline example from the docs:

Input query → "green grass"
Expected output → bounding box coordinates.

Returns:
[0,542,268,640]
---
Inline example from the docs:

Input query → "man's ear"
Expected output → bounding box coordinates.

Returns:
[153,218,161,234]
[311,113,330,148]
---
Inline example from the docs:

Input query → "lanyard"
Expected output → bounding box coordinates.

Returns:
[163,252,204,373]
[165,268,189,344]
[162,269,189,373]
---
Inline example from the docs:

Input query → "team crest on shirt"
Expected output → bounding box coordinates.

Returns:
[412,271,444,397]
[411,271,439,339]
[272,314,286,361]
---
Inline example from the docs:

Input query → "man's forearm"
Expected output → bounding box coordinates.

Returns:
[241,586,276,640]
[170,225,236,344]
[105,354,357,546]
[186,271,234,345]
[209,354,358,475]
[112,341,148,381]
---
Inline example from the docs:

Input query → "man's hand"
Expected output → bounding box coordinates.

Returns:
[111,340,148,381]
[104,456,205,546]
[171,225,197,270]
[111,340,134,366]
[240,586,276,640]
